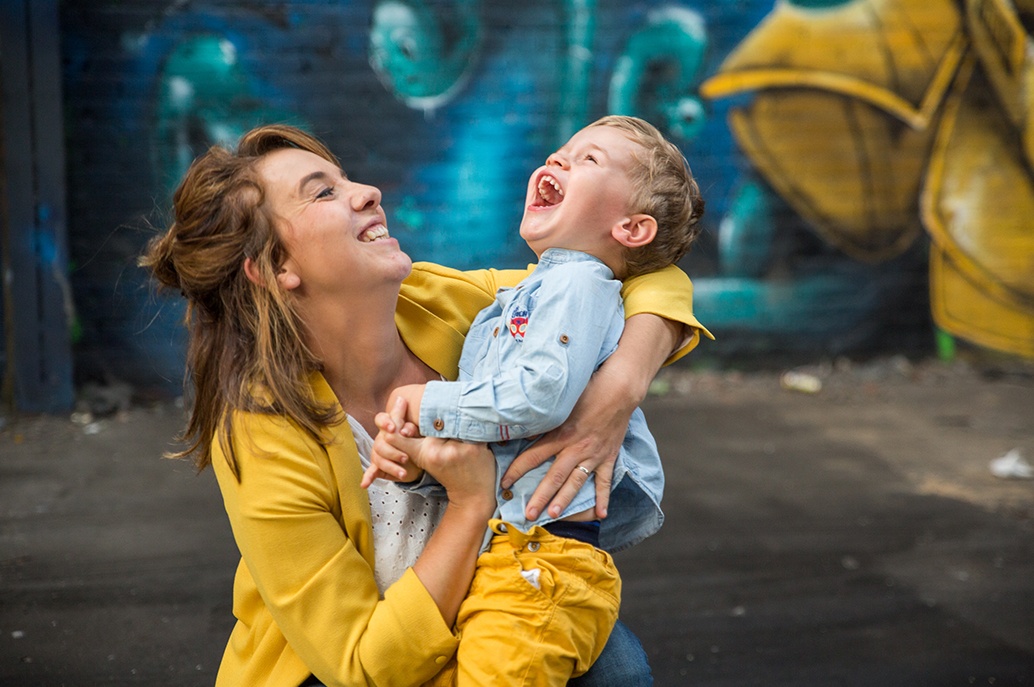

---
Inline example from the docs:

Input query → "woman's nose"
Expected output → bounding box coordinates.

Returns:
[352,183,382,210]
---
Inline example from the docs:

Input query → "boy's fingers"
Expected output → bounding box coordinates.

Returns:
[360,463,381,489]
[374,411,396,434]
[391,395,408,428]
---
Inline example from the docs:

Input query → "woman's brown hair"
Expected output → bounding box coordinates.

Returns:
[139,125,342,475]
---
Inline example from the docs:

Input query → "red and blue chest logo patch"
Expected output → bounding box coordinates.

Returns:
[508,308,530,342]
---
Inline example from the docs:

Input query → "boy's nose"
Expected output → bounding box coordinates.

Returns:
[545,153,569,169]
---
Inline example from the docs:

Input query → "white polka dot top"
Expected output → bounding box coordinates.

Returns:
[348,415,449,595]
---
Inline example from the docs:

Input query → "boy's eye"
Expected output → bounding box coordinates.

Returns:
[585,154,598,164]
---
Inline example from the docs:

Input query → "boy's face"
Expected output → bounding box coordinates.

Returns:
[520,125,641,260]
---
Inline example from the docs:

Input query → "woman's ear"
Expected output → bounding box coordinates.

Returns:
[612,214,658,249]
[244,257,301,290]
[243,257,265,286]
[276,268,301,291]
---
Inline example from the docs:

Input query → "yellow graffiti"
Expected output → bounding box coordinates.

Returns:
[701,0,1034,358]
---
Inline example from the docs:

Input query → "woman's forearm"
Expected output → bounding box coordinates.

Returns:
[600,313,682,405]
[412,497,493,625]
[404,434,496,626]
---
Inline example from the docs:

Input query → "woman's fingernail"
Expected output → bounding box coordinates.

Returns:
[527,507,539,520]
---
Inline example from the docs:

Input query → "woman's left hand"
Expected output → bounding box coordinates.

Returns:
[500,363,632,521]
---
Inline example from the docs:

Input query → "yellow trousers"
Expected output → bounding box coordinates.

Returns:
[427,519,621,687]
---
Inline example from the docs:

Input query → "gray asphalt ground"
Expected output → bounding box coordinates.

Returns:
[2,355,1032,686]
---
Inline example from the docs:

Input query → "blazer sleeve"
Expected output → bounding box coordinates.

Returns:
[621,264,714,364]
[214,411,457,687]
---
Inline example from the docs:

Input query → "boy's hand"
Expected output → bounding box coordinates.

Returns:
[361,396,425,487]
[386,383,424,427]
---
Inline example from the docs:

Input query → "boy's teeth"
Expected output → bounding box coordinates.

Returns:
[537,175,564,203]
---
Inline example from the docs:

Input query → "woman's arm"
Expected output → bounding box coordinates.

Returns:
[501,313,680,520]
[215,410,494,686]
[406,435,497,623]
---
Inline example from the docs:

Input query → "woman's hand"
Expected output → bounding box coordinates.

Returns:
[365,397,496,509]
[501,313,681,521]
[500,363,634,520]
[417,437,497,511]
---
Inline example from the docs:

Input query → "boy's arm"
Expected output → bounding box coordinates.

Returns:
[419,264,621,443]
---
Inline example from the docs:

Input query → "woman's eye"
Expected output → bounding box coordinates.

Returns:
[316,187,334,199]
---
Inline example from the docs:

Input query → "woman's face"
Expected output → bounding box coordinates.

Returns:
[256,147,412,297]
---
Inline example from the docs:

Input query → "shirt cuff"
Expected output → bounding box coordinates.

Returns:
[419,380,464,438]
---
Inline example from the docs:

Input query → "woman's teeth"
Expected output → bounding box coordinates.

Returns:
[359,225,389,242]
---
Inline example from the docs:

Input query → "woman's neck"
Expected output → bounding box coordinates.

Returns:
[297,287,438,433]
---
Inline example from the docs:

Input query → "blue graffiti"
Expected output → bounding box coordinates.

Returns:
[62,0,934,391]
[369,0,481,112]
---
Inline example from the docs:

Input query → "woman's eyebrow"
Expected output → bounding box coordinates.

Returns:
[297,170,330,195]
[296,169,347,195]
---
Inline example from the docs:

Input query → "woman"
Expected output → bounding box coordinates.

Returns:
[141,124,705,686]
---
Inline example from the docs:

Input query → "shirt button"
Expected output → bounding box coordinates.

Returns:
[493,326,499,337]
[435,655,447,665]
[433,418,445,431]
[559,334,570,345]
[501,489,514,501]
[527,541,541,552]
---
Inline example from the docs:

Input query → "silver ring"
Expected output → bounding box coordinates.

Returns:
[577,465,592,477]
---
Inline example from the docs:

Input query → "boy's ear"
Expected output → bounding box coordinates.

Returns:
[612,214,657,249]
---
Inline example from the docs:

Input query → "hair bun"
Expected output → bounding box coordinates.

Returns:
[140,228,183,292]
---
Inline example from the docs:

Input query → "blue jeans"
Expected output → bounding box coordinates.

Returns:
[299,618,652,686]
[569,619,653,687]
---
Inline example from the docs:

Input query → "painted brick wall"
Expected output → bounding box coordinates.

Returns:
[61,0,1026,391]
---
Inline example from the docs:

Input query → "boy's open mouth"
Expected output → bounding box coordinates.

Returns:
[533,173,564,207]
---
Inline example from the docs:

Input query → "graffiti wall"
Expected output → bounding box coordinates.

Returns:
[60,0,1034,390]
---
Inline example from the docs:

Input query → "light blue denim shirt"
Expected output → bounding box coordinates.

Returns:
[418,248,665,552]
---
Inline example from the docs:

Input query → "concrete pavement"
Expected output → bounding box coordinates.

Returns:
[1,357,1032,685]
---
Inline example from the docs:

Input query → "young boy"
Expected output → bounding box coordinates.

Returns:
[366,115,709,685]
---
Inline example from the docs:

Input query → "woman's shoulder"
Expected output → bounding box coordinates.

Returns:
[406,261,532,295]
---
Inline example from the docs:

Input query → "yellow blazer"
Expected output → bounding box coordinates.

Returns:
[212,263,708,687]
